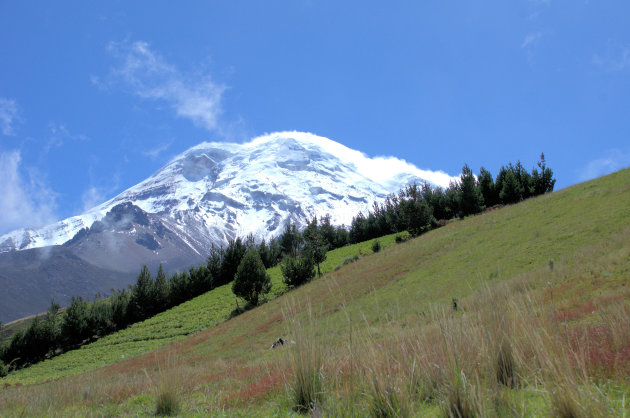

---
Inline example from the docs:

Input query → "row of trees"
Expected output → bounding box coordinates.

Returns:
[0,154,556,373]
[0,218,336,371]
[348,155,555,243]
[0,235,283,370]
[231,217,335,307]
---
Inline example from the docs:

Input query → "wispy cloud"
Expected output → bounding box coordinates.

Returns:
[0,150,58,234]
[580,148,630,182]
[104,40,226,133]
[142,139,173,160]
[593,45,630,72]
[44,123,88,153]
[0,98,20,136]
[521,32,542,49]
[81,186,107,212]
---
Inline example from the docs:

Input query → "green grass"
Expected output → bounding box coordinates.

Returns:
[2,232,401,384]
[2,169,629,416]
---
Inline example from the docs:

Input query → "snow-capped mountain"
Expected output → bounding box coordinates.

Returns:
[0,132,454,255]
[0,131,458,321]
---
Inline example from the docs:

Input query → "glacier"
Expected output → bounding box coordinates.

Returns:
[0,131,456,254]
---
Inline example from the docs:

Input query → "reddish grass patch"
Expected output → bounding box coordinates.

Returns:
[566,325,630,377]
[225,368,285,406]
[555,300,597,322]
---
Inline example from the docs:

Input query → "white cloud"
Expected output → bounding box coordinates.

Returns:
[521,32,542,49]
[106,40,226,132]
[142,139,173,160]
[246,131,459,188]
[44,123,88,153]
[81,186,107,212]
[0,98,20,136]
[0,150,58,234]
[580,149,630,182]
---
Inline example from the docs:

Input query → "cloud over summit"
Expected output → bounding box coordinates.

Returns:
[105,41,226,133]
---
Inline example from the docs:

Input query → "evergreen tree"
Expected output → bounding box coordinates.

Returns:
[257,239,272,268]
[532,153,556,195]
[458,164,484,217]
[349,212,367,243]
[281,254,316,288]
[304,219,328,277]
[218,238,247,286]
[478,167,496,207]
[232,250,271,306]
[333,225,349,248]
[153,264,169,310]
[131,265,153,320]
[111,290,131,329]
[399,197,433,236]
[61,296,91,343]
[207,245,224,283]
[499,169,523,204]
[513,161,533,199]
[319,214,336,249]
[280,222,302,257]
[444,182,460,219]
[494,166,508,203]
[168,272,190,306]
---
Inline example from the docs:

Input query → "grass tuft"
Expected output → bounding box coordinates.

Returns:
[284,300,324,413]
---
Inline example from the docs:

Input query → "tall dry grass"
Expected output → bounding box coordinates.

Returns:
[283,299,325,413]
[285,276,629,416]
[143,349,184,416]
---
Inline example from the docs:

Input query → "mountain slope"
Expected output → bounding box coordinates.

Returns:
[2,168,629,417]
[0,131,454,254]
[0,132,453,321]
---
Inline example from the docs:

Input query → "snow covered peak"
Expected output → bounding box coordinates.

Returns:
[183,131,454,188]
[0,131,456,253]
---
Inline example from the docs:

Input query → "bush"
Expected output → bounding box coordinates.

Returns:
[371,240,381,253]
[281,255,316,288]
[395,232,410,243]
[345,254,361,265]
[232,250,271,306]
[0,359,8,377]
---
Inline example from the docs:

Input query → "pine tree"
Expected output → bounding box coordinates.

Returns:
[478,167,496,207]
[533,153,556,195]
[458,164,484,217]
[304,218,328,277]
[499,169,523,204]
[281,254,315,288]
[218,238,247,286]
[232,250,271,306]
[153,264,169,310]
[280,222,302,257]
[61,296,90,343]
[131,265,153,320]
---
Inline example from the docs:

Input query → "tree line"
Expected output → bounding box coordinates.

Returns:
[0,154,555,376]
[347,154,555,243]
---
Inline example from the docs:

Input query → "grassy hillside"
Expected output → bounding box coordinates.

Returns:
[1,169,629,416]
[1,231,402,385]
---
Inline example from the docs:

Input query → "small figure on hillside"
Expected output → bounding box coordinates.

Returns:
[271,338,285,349]
[452,298,458,311]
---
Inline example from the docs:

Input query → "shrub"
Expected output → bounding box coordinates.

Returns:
[281,255,316,288]
[232,250,271,306]
[395,233,411,243]
[342,254,360,265]
[0,359,8,377]
[371,240,381,253]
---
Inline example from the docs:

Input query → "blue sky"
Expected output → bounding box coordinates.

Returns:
[1,1,629,235]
